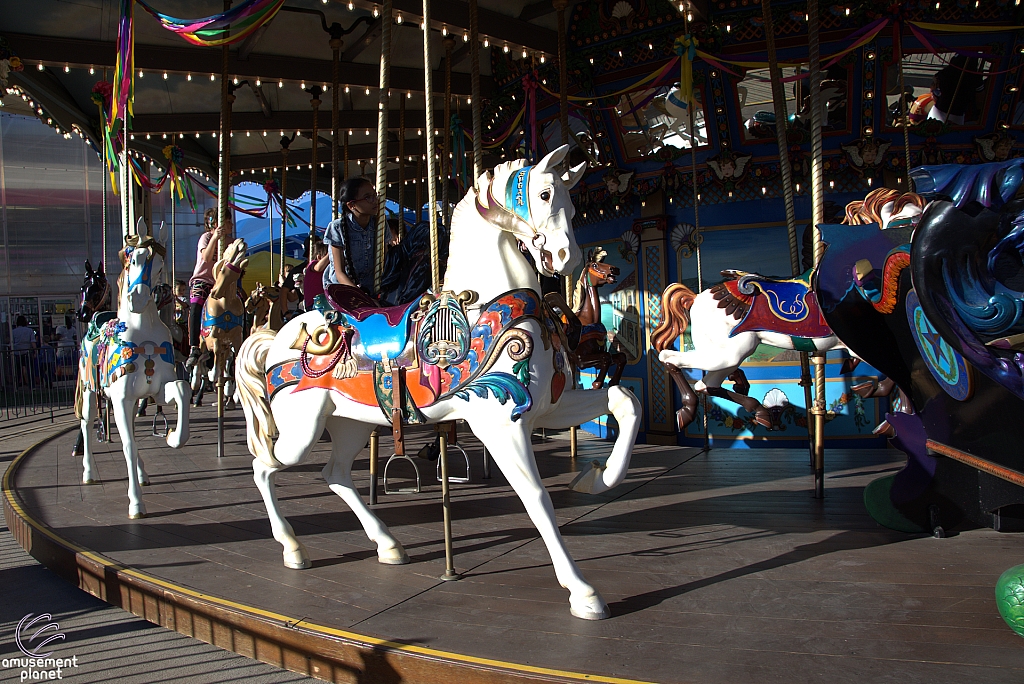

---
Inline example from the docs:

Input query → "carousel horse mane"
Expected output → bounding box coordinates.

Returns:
[843,188,927,226]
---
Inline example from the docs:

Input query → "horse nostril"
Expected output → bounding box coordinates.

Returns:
[558,248,568,261]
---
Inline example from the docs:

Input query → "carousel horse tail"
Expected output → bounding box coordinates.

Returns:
[651,283,698,353]
[74,368,85,420]
[236,329,282,469]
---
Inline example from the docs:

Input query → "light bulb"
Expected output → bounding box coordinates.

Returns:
[256,78,261,86]
[484,38,489,47]
[396,12,403,24]
[163,72,168,79]
[187,73,192,81]
[64,64,70,73]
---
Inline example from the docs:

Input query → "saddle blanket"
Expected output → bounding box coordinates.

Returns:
[725,278,832,339]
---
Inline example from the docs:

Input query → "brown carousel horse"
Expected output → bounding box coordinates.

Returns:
[190,239,248,405]
[245,282,285,333]
[568,248,627,388]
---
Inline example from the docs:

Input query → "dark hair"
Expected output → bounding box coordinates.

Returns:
[340,177,374,214]
[15,315,28,327]
[174,279,187,288]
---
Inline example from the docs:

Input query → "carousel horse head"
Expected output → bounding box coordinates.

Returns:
[476,144,587,277]
[78,259,110,322]
[584,247,618,286]
[122,218,167,315]
[211,238,249,299]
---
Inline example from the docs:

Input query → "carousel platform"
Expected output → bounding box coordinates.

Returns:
[3,408,1023,684]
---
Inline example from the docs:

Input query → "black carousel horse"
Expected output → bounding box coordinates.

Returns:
[817,159,1024,535]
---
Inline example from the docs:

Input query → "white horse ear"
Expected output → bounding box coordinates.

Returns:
[537,144,570,173]
[561,161,587,190]
[136,217,149,237]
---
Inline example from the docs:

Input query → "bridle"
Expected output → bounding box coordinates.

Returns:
[475,165,556,274]
[123,235,166,291]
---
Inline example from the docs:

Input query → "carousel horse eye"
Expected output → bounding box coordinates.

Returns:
[540,190,551,202]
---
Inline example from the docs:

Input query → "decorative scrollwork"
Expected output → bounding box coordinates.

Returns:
[502,329,533,362]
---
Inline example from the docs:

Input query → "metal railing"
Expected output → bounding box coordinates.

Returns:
[0,346,78,421]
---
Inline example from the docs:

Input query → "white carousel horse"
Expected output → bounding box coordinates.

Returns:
[75,218,191,518]
[653,187,926,428]
[236,145,642,620]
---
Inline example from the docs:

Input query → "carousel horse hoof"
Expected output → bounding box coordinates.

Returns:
[753,410,773,430]
[568,459,607,495]
[591,380,604,390]
[129,506,147,520]
[851,380,878,399]
[82,479,98,485]
[283,547,312,570]
[675,408,698,431]
[377,546,410,565]
[569,594,610,621]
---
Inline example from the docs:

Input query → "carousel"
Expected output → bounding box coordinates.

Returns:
[3,0,1024,681]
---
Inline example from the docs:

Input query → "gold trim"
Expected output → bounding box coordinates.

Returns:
[3,427,653,684]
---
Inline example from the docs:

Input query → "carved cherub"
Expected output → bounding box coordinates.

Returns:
[842,137,891,173]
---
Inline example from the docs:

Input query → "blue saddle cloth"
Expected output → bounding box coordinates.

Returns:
[325,284,420,362]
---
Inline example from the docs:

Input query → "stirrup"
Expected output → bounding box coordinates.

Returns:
[436,444,471,484]
[184,347,201,372]
[383,453,421,494]
[152,407,168,437]
[94,417,107,444]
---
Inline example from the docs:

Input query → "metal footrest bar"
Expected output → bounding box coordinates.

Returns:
[436,444,470,484]
[383,453,421,494]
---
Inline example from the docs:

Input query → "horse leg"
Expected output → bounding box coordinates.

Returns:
[474,424,610,620]
[591,355,610,389]
[321,417,409,565]
[252,390,331,569]
[608,352,627,387]
[536,385,642,495]
[108,389,146,518]
[80,388,98,484]
[163,379,190,448]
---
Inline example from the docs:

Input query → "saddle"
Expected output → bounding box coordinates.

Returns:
[325,284,421,362]
[325,284,428,457]
[714,269,831,340]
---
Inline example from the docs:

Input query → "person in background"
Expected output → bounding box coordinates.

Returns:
[303,237,330,311]
[278,263,301,321]
[928,55,984,126]
[12,315,37,386]
[54,314,78,377]
[185,209,231,371]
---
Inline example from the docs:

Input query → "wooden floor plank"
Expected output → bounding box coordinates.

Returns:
[9,406,1024,683]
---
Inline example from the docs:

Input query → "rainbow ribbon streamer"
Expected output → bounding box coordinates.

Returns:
[107,0,134,174]
[137,0,286,47]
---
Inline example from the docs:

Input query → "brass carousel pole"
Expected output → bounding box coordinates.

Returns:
[343,128,350,188]
[170,134,176,287]
[442,35,455,228]
[398,93,406,239]
[216,0,233,461]
[681,13,709,453]
[469,0,483,181]
[309,87,322,255]
[368,0,393,507]
[332,35,342,220]
[553,0,579,460]
[895,23,913,189]
[763,0,814,467]
[280,139,290,280]
[808,0,827,498]
[374,0,391,303]
[416,140,424,222]
[423,0,458,582]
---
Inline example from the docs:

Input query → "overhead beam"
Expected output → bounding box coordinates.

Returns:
[4,33,481,96]
[342,17,383,63]
[132,109,430,134]
[373,0,557,54]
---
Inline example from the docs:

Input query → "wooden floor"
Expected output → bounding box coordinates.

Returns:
[6,406,1024,683]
